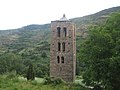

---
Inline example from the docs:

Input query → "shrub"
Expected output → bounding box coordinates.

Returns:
[5,71,17,79]
[27,64,35,81]
[44,77,65,85]
[31,80,38,85]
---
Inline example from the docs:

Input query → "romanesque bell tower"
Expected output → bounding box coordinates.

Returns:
[50,14,76,82]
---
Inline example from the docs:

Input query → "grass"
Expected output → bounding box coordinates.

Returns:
[0,75,90,90]
[75,76,84,85]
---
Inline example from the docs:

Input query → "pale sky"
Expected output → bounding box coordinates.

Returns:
[0,0,120,30]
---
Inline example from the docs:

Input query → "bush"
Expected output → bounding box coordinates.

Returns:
[44,77,65,85]
[5,71,17,79]
[27,64,35,81]
[31,80,38,85]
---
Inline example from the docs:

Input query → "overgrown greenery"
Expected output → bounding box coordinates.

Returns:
[0,40,50,78]
[44,77,65,85]
[0,74,89,90]
[0,6,120,90]
[27,64,35,80]
[0,53,24,75]
[79,13,120,90]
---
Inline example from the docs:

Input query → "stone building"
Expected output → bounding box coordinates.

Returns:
[50,14,76,82]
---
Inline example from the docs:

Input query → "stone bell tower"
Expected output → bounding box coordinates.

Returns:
[50,14,76,82]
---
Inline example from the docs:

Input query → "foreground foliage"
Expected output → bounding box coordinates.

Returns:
[0,75,89,90]
[0,41,50,78]
[44,77,65,85]
[79,13,120,90]
[27,64,35,81]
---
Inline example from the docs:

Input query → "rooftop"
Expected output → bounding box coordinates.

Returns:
[60,14,68,21]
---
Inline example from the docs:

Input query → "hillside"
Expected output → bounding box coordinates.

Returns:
[0,6,120,77]
[71,6,120,25]
[71,6,120,37]
[1,6,119,52]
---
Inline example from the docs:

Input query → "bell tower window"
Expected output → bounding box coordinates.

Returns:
[58,42,61,51]
[63,27,67,37]
[62,42,65,52]
[57,56,60,63]
[61,56,64,63]
[57,27,61,37]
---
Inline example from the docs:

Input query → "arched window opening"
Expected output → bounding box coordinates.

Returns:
[61,56,64,63]
[57,27,61,37]
[58,42,61,51]
[62,42,65,52]
[63,27,67,37]
[57,56,60,63]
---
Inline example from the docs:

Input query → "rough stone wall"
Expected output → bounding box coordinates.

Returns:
[50,20,76,82]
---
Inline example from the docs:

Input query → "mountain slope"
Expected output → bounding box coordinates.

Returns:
[0,6,120,77]
[71,6,120,25]
[0,6,120,54]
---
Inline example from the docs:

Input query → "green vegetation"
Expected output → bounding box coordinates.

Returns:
[0,74,89,90]
[0,6,120,90]
[0,23,50,78]
[79,13,120,90]
[0,53,24,75]
[27,64,35,80]
[44,77,65,85]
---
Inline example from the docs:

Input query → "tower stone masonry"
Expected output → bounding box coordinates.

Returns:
[50,15,76,82]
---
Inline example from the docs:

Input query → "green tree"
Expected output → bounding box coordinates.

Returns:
[0,52,24,75]
[27,64,35,80]
[41,52,47,58]
[79,13,120,90]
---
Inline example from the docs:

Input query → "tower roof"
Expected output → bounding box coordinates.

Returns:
[60,14,68,21]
